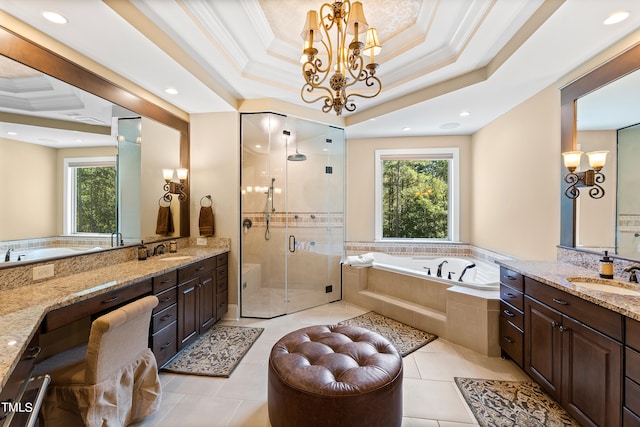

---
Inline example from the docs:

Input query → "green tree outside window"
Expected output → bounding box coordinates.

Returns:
[75,166,117,234]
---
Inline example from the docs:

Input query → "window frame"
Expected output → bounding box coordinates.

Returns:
[63,156,117,236]
[374,148,460,242]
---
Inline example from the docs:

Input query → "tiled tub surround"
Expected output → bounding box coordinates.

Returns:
[0,245,228,393]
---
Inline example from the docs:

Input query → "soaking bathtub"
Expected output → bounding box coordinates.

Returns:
[344,252,500,290]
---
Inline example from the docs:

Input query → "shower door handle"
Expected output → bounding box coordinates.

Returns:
[289,235,296,253]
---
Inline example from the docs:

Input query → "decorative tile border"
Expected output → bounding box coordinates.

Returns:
[242,212,344,228]
[618,214,640,233]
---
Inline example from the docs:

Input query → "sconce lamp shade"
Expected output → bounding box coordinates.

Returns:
[346,2,369,34]
[300,10,322,41]
[562,151,583,172]
[587,150,608,170]
[363,28,382,58]
[176,168,188,181]
[162,168,174,182]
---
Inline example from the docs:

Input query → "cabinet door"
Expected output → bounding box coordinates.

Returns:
[525,296,562,400]
[198,272,216,333]
[561,316,622,427]
[178,278,199,350]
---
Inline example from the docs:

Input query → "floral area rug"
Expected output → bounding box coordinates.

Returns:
[162,325,264,377]
[338,311,437,356]
[454,377,580,427]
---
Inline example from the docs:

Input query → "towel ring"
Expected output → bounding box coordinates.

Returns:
[200,195,213,207]
[158,196,171,207]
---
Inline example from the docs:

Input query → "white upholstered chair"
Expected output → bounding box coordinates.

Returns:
[38,295,162,426]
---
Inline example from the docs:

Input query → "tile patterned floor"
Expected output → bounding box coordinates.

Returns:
[133,301,530,427]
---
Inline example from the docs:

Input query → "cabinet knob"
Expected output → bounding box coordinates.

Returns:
[503,336,514,344]
[503,309,515,317]
[102,295,119,304]
[552,298,569,306]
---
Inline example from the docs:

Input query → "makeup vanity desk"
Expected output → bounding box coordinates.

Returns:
[0,247,229,407]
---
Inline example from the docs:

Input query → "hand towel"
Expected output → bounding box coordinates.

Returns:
[156,206,174,235]
[199,206,215,236]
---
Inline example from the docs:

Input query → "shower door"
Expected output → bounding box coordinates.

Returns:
[240,113,344,318]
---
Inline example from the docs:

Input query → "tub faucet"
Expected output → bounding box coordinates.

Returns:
[436,260,448,278]
[4,248,12,262]
[458,263,477,282]
[624,265,640,283]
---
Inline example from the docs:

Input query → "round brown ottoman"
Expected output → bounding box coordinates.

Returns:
[268,324,403,427]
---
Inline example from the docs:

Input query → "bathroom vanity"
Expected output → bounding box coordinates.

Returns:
[498,260,640,427]
[0,247,228,422]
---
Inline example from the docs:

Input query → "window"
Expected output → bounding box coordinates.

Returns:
[64,157,117,235]
[374,148,459,241]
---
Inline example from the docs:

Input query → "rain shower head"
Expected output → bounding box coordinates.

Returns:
[287,152,307,161]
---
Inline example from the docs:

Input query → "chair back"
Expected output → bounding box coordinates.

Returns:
[84,295,158,384]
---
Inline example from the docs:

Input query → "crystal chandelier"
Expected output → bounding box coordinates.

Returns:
[300,1,382,116]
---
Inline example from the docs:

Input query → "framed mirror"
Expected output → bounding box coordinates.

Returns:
[0,25,190,265]
[560,42,640,260]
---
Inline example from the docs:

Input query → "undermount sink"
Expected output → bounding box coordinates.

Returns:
[158,255,193,262]
[567,277,640,295]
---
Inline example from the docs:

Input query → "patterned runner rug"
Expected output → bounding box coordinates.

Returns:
[162,325,264,377]
[455,377,580,426]
[338,311,437,356]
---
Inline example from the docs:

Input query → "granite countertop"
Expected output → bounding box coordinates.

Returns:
[0,246,227,393]
[497,259,640,321]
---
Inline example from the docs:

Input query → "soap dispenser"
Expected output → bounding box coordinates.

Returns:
[599,250,613,279]
[138,241,147,261]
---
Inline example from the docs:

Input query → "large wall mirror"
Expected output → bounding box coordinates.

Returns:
[561,42,640,261]
[0,26,189,265]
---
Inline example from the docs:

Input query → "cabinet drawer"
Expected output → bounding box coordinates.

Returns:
[627,317,640,352]
[624,407,640,427]
[216,290,228,321]
[500,267,523,291]
[216,277,227,294]
[43,279,152,332]
[500,283,524,311]
[216,252,228,267]
[153,270,177,293]
[628,347,640,383]
[627,377,640,416]
[154,287,177,313]
[216,263,228,281]
[499,316,523,367]
[178,258,215,283]
[525,277,623,342]
[500,300,524,331]
[152,303,177,333]
[151,321,177,368]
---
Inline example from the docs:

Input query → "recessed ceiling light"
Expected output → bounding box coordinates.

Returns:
[42,11,68,24]
[7,131,17,136]
[402,127,411,132]
[459,111,471,117]
[165,87,178,95]
[440,122,460,130]
[604,11,630,25]
[255,144,261,148]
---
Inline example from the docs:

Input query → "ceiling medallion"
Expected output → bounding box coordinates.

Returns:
[300,1,382,116]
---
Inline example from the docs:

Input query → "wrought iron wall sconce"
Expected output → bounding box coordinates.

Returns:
[162,168,188,202]
[561,150,608,199]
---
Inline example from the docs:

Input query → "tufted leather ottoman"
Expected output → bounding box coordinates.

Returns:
[268,324,403,427]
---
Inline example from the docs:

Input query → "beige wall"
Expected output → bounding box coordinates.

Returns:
[470,86,560,260]
[1,138,57,240]
[190,112,240,306]
[345,135,472,242]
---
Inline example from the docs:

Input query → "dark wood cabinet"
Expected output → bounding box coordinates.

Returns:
[524,278,623,427]
[150,270,178,367]
[177,257,217,350]
[625,318,640,425]
[498,267,524,367]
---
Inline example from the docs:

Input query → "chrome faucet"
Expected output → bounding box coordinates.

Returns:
[624,265,640,283]
[153,244,166,256]
[4,248,12,262]
[458,263,477,282]
[436,260,448,278]
[110,232,123,247]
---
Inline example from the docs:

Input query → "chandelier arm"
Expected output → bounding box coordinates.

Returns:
[301,83,335,105]
[343,75,382,99]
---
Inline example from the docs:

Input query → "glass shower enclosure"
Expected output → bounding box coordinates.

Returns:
[240,113,344,318]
